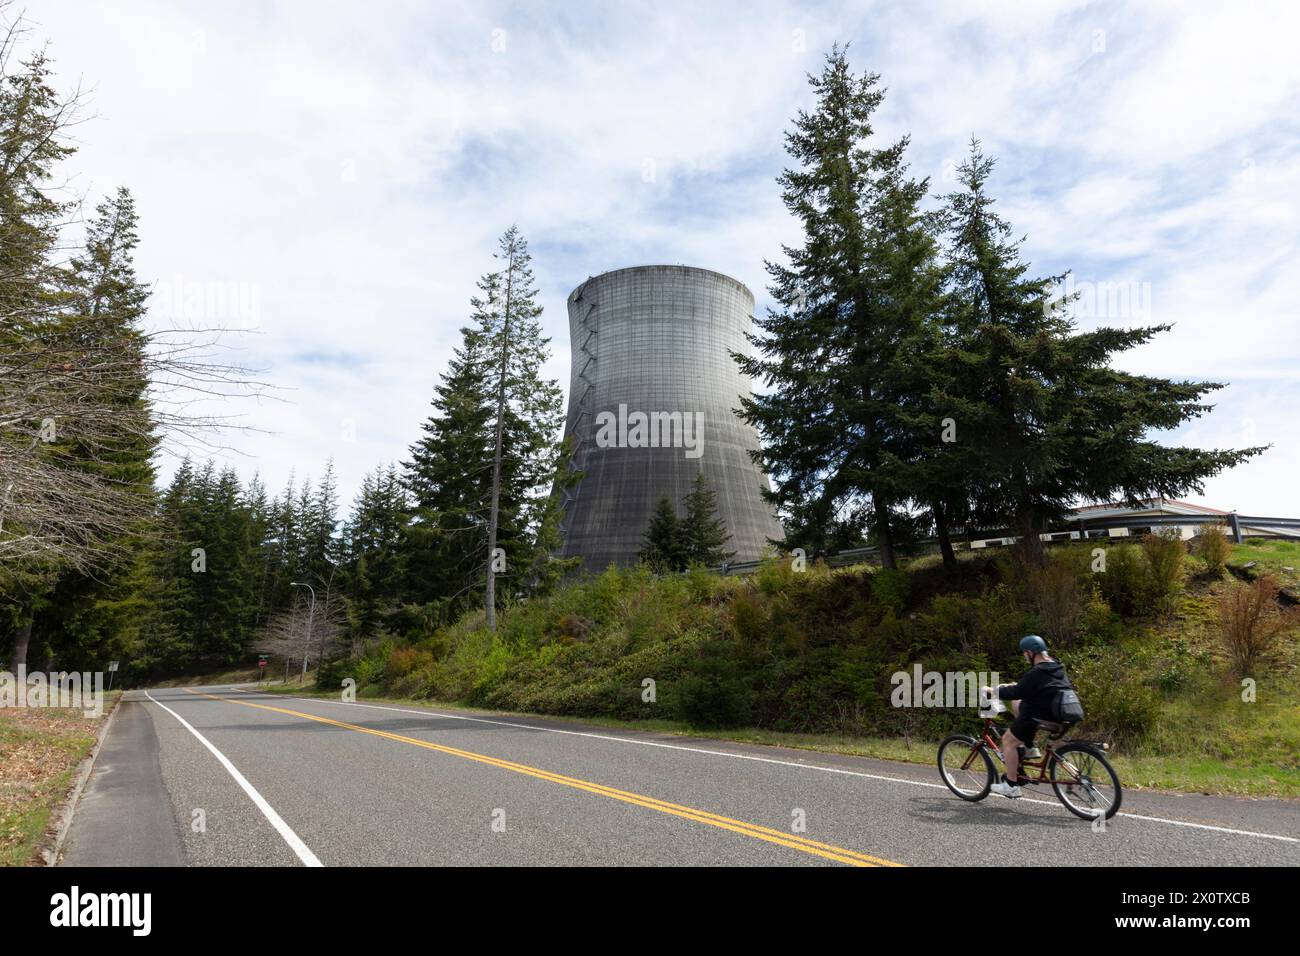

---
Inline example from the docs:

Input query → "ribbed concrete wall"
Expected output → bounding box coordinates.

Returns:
[558,265,784,570]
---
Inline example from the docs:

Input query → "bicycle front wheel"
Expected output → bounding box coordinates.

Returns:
[1050,743,1123,820]
[938,734,995,801]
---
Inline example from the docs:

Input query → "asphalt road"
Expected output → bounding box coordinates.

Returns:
[59,685,1300,867]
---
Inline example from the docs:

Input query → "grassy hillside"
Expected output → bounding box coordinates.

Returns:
[330,537,1300,797]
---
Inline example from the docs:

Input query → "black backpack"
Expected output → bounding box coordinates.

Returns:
[1055,685,1085,724]
[1039,664,1085,724]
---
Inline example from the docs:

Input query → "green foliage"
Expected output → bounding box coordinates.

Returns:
[403,227,565,628]
[671,644,755,728]
[1140,531,1187,617]
[639,496,687,572]
[735,46,944,567]
[1065,647,1162,745]
[870,568,910,619]
[681,473,735,566]
[1099,544,1146,617]
[1193,523,1231,577]
[1147,637,1207,697]
[638,474,734,572]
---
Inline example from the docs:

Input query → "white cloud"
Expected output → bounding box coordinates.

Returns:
[21,0,1300,516]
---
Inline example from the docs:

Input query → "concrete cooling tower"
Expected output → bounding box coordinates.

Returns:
[558,265,784,569]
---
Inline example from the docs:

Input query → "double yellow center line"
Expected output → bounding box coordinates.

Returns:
[183,688,901,867]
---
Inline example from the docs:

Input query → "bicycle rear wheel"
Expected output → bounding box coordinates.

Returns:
[1050,743,1123,820]
[938,734,995,801]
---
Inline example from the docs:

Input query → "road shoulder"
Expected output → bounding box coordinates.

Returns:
[59,694,185,867]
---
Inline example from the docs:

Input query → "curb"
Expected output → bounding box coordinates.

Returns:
[41,693,122,866]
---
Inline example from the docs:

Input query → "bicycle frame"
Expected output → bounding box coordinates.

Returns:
[966,717,1070,785]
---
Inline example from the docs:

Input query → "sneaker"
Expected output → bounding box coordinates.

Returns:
[990,780,1022,798]
[1024,747,1043,760]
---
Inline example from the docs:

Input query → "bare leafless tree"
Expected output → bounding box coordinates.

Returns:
[253,596,345,683]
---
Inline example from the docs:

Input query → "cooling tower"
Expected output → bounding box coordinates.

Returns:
[558,265,784,569]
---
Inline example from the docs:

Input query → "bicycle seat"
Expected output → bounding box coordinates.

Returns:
[1031,718,1067,737]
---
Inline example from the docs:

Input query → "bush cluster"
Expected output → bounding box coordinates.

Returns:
[328,541,1286,750]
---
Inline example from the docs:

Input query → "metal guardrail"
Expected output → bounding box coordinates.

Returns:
[707,511,1300,576]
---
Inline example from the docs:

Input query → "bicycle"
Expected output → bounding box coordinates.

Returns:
[937,697,1122,821]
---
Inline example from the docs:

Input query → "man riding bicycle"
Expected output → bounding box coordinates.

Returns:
[989,635,1078,798]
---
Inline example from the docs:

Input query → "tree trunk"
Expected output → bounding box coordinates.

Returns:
[875,497,896,570]
[1015,506,1047,567]
[934,502,957,570]
[485,245,517,631]
[10,612,33,671]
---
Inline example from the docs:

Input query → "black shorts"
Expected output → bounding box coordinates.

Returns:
[1008,713,1042,746]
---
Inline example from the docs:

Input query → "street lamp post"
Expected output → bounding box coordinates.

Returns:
[290,581,315,682]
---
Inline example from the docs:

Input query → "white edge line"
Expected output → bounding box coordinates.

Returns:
[227,684,1300,847]
[144,690,323,867]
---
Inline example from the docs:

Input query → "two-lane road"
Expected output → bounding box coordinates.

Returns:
[59,685,1300,866]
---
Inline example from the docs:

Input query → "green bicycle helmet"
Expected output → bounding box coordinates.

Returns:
[1019,634,1048,654]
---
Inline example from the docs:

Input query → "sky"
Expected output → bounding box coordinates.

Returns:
[22,0,1300,517]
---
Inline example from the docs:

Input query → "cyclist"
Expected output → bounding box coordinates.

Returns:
[989,635,1075,798]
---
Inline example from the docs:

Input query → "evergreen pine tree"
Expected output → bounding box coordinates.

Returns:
[402,320,495,622]
[941,140,1265,561]
[482,226,565,629]
[681,473,734,567]
[35,188,160,667]
[0,47,80,665]
[735,46,926,568]
[342,464,408,641]
[403,226,564,628]
[639,496,687,572]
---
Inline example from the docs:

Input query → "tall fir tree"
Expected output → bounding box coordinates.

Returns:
[403,226,565,628]
[34,188,160,668]
[638,496,687,572]
[681,473,735,567]
[402,320,495,623]
[736,46,932,568]
[940,139,1265,560]
[482,226,564,629]
[342,464,408,643]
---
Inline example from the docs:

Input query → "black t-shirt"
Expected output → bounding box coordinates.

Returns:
[997,660,1071,720]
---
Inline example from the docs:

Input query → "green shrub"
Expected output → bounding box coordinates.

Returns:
[755,553,798,596]
[1078,590,1123,646]
[314,655,351,690]
[1066,649,1162,745]
[871,568,911,618]
[673,673,753,728]
[668,643,758,728]
[728,587,771,645]
[1098,544,1145,617]
[1141,531,1187,617]
[1193,523,1231,577]
[1149,637,1203,696]
[1026,555,1088,646]
[352,643,391,688]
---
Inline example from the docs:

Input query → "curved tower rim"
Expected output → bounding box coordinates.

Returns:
[567,264,756,304]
